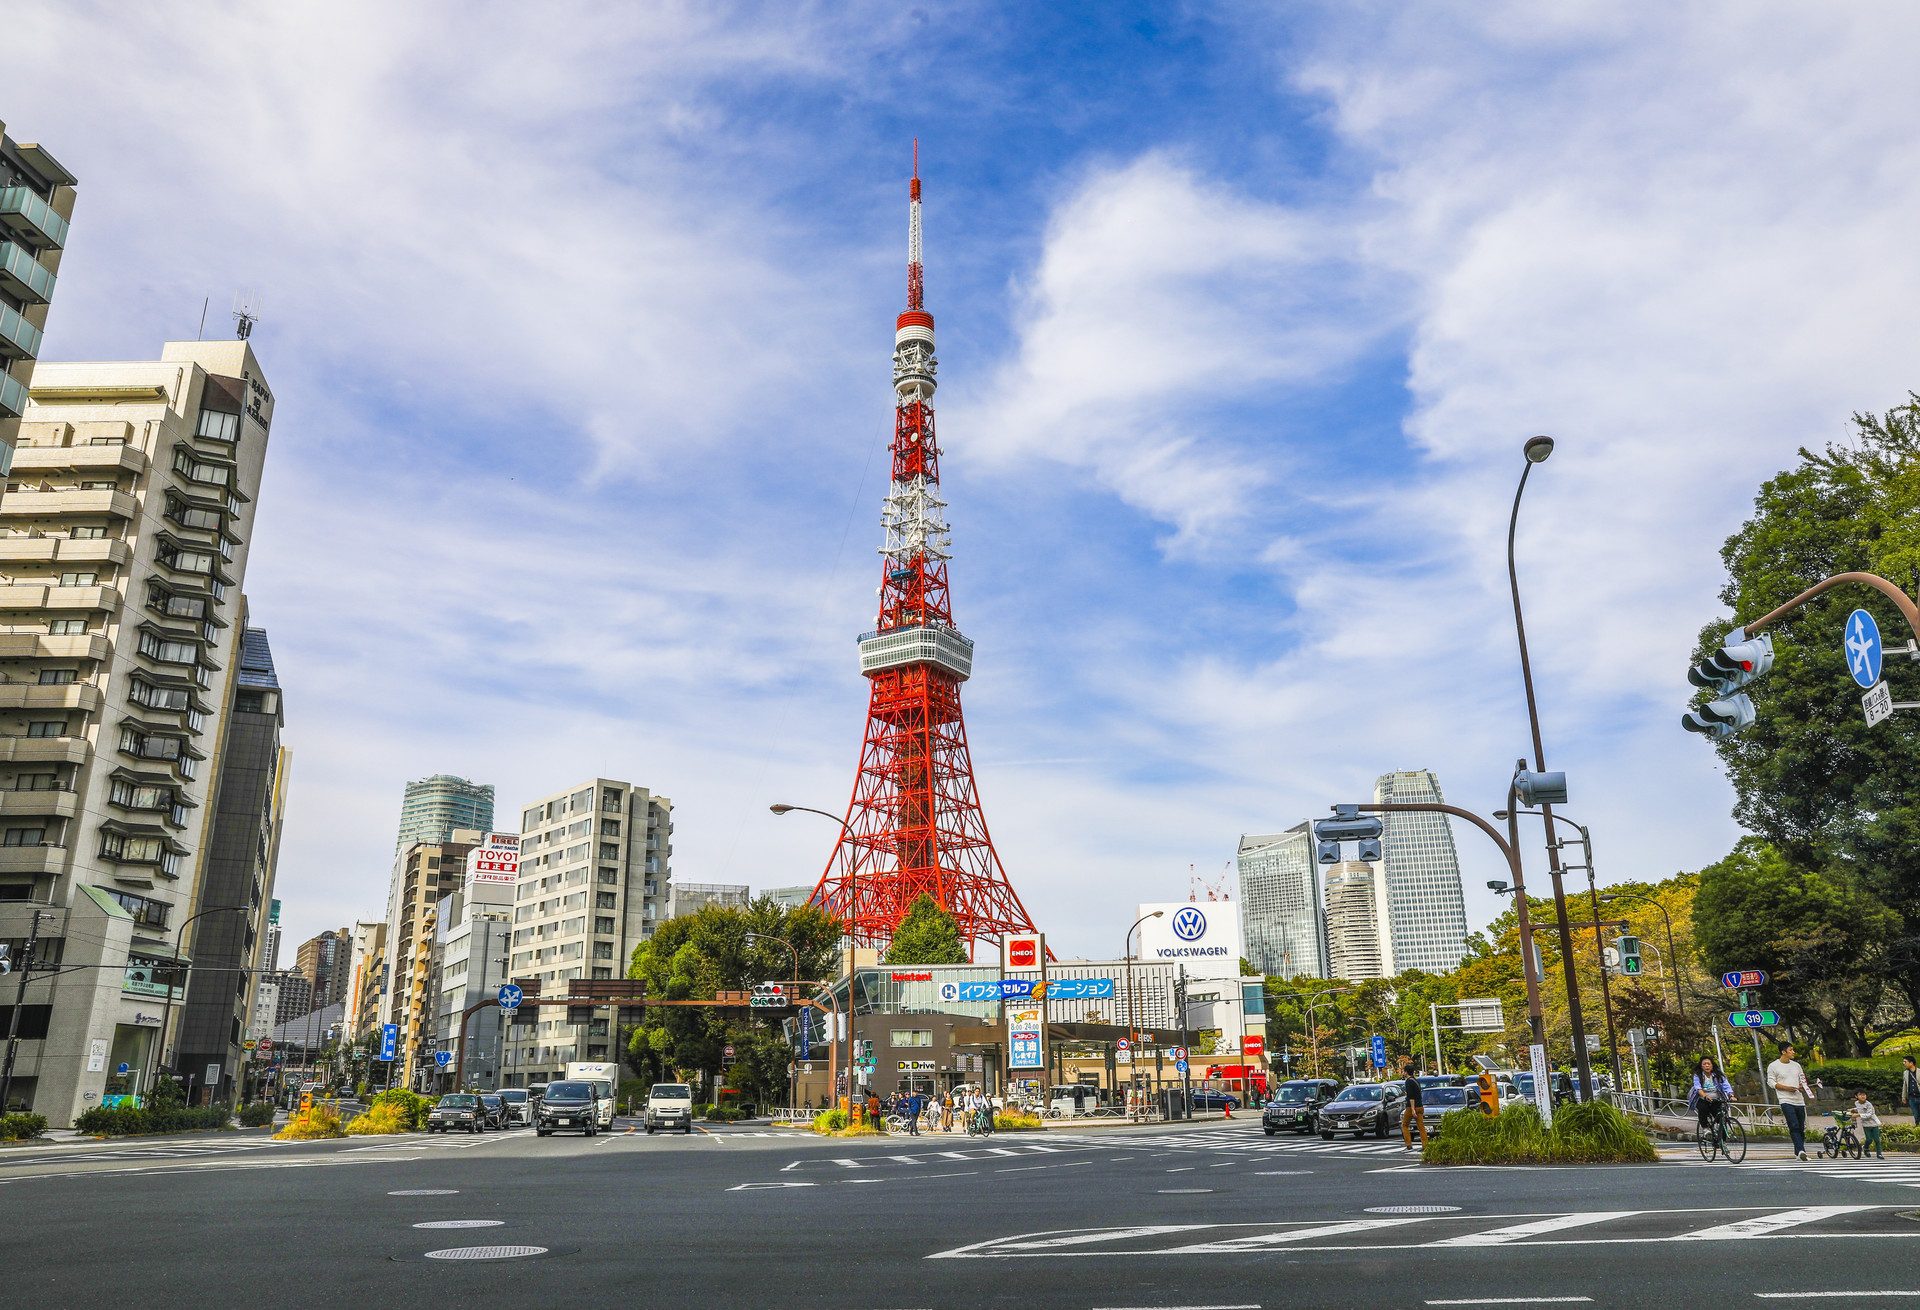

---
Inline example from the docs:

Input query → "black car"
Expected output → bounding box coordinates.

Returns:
[535,1080,602,1137]
[1317,1082,1407,1139]
[426,1093,484,1134]
[478,1093,508,1130]
[1262,1079,1340,1136]
[1188,1087,1241,1111]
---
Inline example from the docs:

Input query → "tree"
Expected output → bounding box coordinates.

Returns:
[1696,395,1920,1027]
[882,894,967,965]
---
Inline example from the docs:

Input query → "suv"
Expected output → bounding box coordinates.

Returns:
[478,1093,508,1130]
[427,1093,484,1134]
[497,1088,532,1127]
[645,1082,695,1134]
[536,1081,602,1137]
[1262,1079,1340,1136]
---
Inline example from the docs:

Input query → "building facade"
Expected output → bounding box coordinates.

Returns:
[293,925,349,1010]
[1373,769,1469,975]
[1324,860,1389,981]
[762,885,813,909]
[382,834,478,1086]
[428,877,513,1091]
[261,897,281,972]
[667,881,748,919]
[394,773,493,853]
[0,339,274,1124]
[1237,824,1326,980]
[175,623,288,1105]
[0,122,76,478]
[269,970,313,1025]
[342,918,385,1040]
[502,778,671,1086]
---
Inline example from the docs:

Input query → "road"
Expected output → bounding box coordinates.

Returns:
[4,1116,1918,1307]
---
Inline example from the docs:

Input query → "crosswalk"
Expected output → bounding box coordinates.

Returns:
[1048,1122,1411,1159]
[930,1203,1908,1260]
[0,1136,295,1166]
[1674,1156,1920,1189]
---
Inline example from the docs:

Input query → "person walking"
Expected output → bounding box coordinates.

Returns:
[1400,1060,1428,1151]
[940,1092,954,1133]
[901,1089,921,1136]
[1766,1042,1815,1160]
[1854,1090,1885,1160]
[1901,1056,1920,1125]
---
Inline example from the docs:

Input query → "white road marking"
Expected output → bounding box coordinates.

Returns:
[1433,1212,1637,1247]
[1164,1217,1432,1253]
[995,1161,1092,1174]
[1000,1225,1212,1252]
[1426,1299,1593,1306]
[1754,1294,1920,1300]
[1676,1207,1875,1241]
[1093,1305,1259,1309]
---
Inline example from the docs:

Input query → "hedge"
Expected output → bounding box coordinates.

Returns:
[993,1111,1045,1132]
[706,1106,750,1122]
[368,1089,434,1131]
[237,1102,276,1128]
[273,1105,345,1140]
[1807,1059,1911,1105]
[345,1103,414,1135]
[1,1112,48,1141]
[73,1104,234,1136]
[1424,1102,1655,1165]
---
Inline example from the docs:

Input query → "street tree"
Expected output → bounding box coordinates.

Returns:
[882,893,967,965]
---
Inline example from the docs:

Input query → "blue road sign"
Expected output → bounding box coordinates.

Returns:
[1370,1034,1387,1069]
[1175,1058,1190,1074]
[800,1008,811,1061]
[116,1062,129,1075]
[497,983,523,1011]
[433,1050,452,1069]
[1845,608,1884,689]
[378,1023,399,1062]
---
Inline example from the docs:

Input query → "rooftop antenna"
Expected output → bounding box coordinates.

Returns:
[232,289,264,341]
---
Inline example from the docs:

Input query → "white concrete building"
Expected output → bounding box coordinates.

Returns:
[0,339,275,1124]
[502,777,671,1086]
[1324,860,1389,981]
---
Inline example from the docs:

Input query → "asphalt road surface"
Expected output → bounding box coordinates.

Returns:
[5,1116,1919,1308]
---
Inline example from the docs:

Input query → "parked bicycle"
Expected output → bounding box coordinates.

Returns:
[1818,1109,1864,1160]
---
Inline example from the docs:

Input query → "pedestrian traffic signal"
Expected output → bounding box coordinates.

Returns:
[1615,934,1642,977]
[1684,630,1772,737]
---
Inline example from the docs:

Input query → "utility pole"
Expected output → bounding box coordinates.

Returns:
[1,909,49,1111]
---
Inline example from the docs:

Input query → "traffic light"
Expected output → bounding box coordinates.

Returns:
[750,982,791,1009]
[1683,630,1772,737]
[1315,809,1384,864]
[1512,769,1569,807]
[1616,935,1642,977]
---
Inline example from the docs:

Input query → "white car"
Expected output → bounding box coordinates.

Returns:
[645,1082,695,1134]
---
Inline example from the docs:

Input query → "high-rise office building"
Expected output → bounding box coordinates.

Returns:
[503,778,672,1086]
[262,898,282,972]
[1324,860,1388,981]
[0,122,76,479]
[176,623,289,1105]
[394,774,493,853]
[1373,769,1470,974]
[0,338,275,1125]
[667,881,748,919]
[1237,824,1326,980]
[294,926,349,1009]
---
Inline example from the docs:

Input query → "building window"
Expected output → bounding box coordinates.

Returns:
[598,843,618,861]
[47,619,86,635]
[598,869,618,886]
[78,480,116,492]
[591,967,612,980]
[601,791,623,812]
[594,917,615,935]
[36,669,76,685]
[592,943,613,961]
[105,889,169,929]
[57,571,97,587]
[14,773,61,792]
[25,721,64,739]
[195,409,240,443]
[599,819,620,837]
[3,827,45,847]
[595,892,616,910]
[889,1030,933,1048]
[71,525,107,540]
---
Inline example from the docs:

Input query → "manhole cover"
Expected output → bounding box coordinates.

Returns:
[424,1245,549,1261]
[1366,1204,1461,1214]
[414,1220,503,1229]
[389,1189,458,1197]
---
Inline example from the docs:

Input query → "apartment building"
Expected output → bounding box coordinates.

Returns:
[0,121,76,475]
[1324,860,1389,981]
[667,880,748,919]
[0,338,274,1125]
[382,833,479,1087]
[503,778,671,1087]
[342,918,386,1040]
[394,773,492,853]
[293,925,349,1009]
[175,623,288,1105]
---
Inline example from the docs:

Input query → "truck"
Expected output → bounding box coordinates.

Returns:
[563,1061,619,1129]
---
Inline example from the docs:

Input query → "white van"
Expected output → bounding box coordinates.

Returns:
[563,1061,618,1129]
[645,1082,694,1134]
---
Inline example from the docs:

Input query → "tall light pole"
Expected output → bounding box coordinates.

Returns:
[771,804,858,1109]
[151,904,249,1103]
[1498,808,1622,1092]
[1598,889,1686,1017]
[1302,986,1350,1078]
[1124,910,1163,1119]
[1507,434,1593,1101]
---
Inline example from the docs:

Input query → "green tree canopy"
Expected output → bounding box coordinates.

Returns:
[882,894,967,965]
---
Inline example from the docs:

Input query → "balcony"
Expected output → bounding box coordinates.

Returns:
[0,633,110,662]
[0,489,138,520]
[0,187,70,250]
[0,736,87,765]
[0,583,122,612]
[0,843,67,876]
[0,683,101,713]
[0,241,55,305]
[0,789,79,821]
[0,302,44,361]
[0,536,128,566]
[10,444,147,476]
[0,372,26,420]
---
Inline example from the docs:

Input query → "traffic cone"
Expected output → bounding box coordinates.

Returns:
[1223,1100,1232,1119]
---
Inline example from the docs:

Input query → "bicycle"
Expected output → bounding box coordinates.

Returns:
[963,1107,994,1137]
[1818,1110,1863,1160]
[1695,1099,1747,1163]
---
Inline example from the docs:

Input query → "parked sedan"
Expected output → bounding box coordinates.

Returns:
[478,1093,508,1130]
[1417,1083,1484,1135]
[1188,1087,1241,1111]
[1317,1082,1406,1139]
[1262,1079,1340,1136]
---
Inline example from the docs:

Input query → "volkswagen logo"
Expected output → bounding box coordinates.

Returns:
[1172,906,1207,942]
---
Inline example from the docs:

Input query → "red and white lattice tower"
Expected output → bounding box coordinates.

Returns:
[808,150,1039,955]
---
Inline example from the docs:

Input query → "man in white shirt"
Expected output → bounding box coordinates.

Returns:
[1766,1042,1814,1160]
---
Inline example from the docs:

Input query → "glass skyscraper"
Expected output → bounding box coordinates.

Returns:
[394,773,495,852]
[1237,824,1327,979]
[1373,769,1470,974]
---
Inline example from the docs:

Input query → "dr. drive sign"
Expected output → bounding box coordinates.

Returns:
[1135,902,1244,981]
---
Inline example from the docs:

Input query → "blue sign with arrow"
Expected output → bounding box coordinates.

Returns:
[497,983,523,1012]
[1845,608,1884,689]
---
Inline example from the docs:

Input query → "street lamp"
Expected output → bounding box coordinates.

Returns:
[1506,434,1594,1102]
[1597,889,1686,1017]
[1123,911,1163,1119]
[150,904,250,1102]
[771,803,858,1110]
[1497,807,1623,1093]
[1302,986,1350,1078]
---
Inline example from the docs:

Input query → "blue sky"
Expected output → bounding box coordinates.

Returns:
[12,2,1920,959]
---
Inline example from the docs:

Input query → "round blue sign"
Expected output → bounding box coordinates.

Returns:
[497,983,523,1010]
[116,1062,129,1075]
[1845,608,1883,689]
[1172,906,1207,942]
[1175,1058,1189,1074]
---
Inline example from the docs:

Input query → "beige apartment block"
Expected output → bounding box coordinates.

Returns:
[0,122,76,474]
[502,778,671,1087]
[382,834,479,1082]
[0,339,274,1124]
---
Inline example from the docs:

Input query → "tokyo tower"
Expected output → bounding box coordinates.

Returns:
[808,151,1040,955]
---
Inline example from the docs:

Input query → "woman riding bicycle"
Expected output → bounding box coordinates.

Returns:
[1689,1055,1734,1133]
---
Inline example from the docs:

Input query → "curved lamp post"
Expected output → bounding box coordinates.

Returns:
[1123,910,1163,1118]
[150,903,250,1102]
[771,804,859,1107]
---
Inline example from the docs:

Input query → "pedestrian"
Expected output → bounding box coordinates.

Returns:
[902,1088,921,1135]
[1766,1042,1815,1160]
[1400,1060,1428,1151]
[1855,1089,1885,1160]
[865,1090,880,1128]
[1902,1056,1920,1125]
[941,1093,954,1133]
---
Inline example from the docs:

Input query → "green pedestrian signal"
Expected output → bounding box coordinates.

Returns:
[1622,956,1643,977]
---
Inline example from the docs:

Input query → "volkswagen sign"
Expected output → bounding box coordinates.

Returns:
[1136,901,1243,980]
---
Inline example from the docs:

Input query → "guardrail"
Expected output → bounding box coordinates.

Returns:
[1606,1089,1786,1129]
